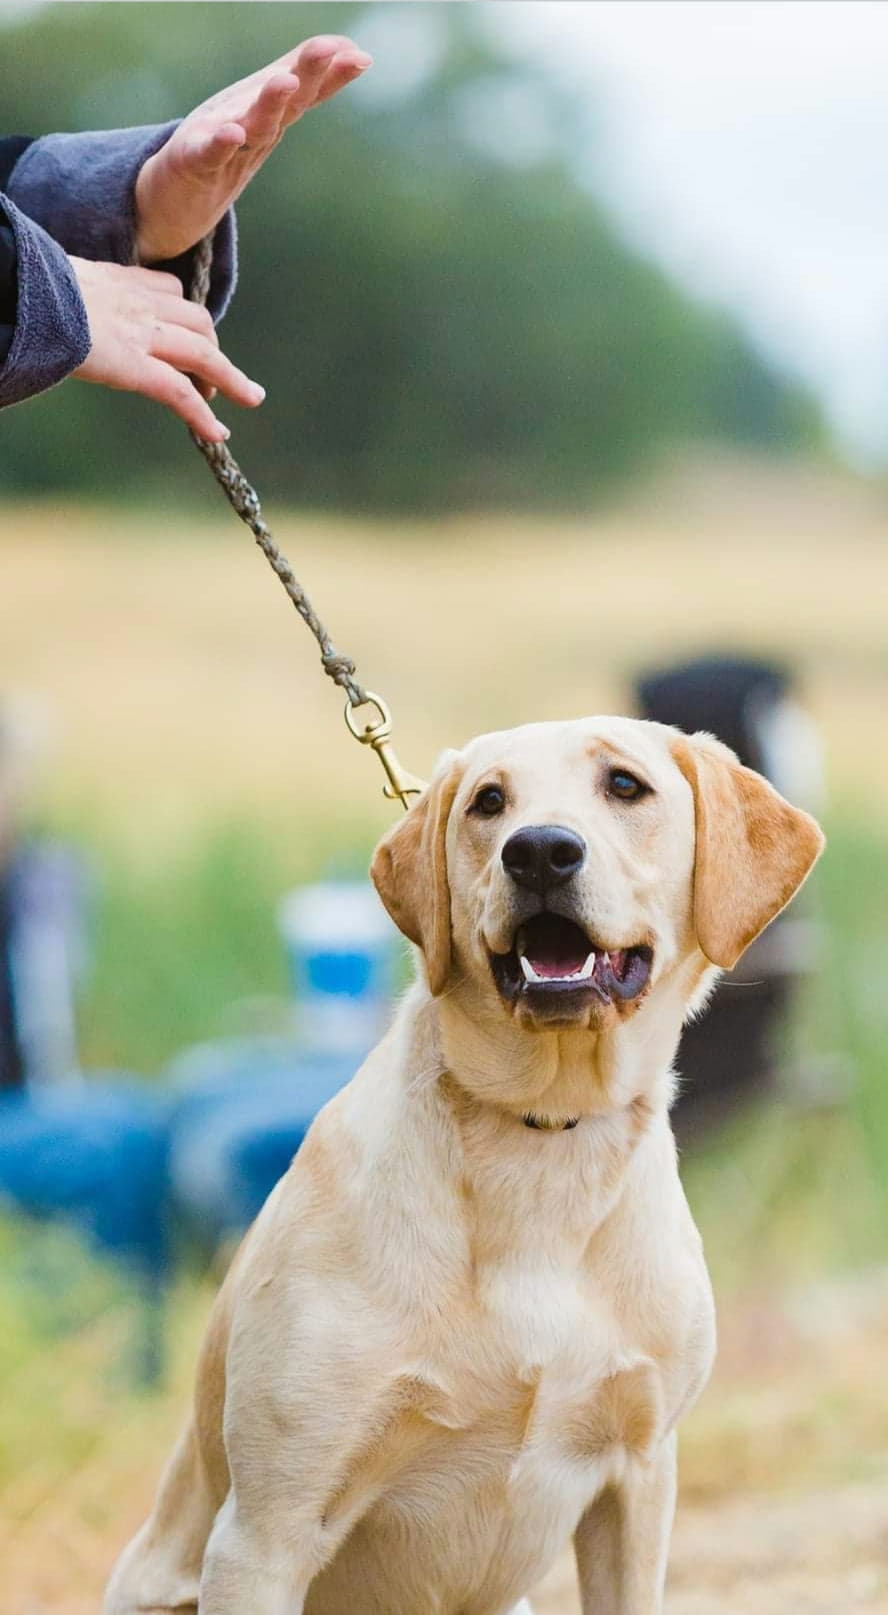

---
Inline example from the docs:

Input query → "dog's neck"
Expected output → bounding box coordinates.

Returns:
[386,962,713,1275]
[397,984,681,1273]
[428,973,691,1126]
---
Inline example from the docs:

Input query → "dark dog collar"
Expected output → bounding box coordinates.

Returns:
[523,1112,579,1132]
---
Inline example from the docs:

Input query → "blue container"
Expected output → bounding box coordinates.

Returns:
[277,881,400,1056]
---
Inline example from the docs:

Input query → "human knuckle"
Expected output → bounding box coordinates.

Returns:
[141,372,165,403]
[150,372,173,403]
[191,340,216,375]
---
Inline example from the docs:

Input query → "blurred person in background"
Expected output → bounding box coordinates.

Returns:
[0,700,88,1092]
[0,33,371,440]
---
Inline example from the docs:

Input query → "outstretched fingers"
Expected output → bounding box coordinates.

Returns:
[197,121,250,169]
[134,34,371,259]
[241,71,305,144]
[136,287,267,438]
[279,35,372,116]
[313,52,372,108]
[278,33,363,77]
[240,45,372,141]
[150,324,265,410]
[138,357,230,441]
[69,254,266,439]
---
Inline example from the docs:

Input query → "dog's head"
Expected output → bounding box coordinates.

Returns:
[371,717,824,1034]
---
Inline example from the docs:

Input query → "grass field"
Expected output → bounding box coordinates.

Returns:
[6,454,888,850]
[2,457,888,1610]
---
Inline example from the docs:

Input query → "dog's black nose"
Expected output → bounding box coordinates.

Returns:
[501,825,586,893]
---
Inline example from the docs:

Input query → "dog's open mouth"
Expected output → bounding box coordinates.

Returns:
[490,914,653,1008]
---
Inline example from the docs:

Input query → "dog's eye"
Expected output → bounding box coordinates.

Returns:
[608,768,648,802]
[470,784,506,817]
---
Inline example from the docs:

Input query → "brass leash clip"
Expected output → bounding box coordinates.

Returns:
[344,693,427,812]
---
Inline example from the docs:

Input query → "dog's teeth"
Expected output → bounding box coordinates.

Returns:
[520,952,596,986]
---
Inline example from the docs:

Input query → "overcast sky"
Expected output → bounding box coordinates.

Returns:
[483,1,888,466]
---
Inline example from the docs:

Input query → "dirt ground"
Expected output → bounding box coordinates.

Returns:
[533,1482,888,1613]
[8,1472,888,1615]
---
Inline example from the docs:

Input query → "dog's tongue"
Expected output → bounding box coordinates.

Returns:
[522,915,589,978]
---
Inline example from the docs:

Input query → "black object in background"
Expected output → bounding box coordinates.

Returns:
[636,655,821,1140]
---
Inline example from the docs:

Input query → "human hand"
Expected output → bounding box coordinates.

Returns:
[134,34,372,263]
[70,256,264,441]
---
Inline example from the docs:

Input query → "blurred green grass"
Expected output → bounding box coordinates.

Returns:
[76,819,378,1072]
[684,817,888,1290]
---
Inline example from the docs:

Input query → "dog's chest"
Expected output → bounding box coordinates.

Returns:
[380,1148,667,1518]
[415,1257,662,1467]
[432,1258,652,1479]
[310,1276,662,1615]
[306,1123,694,1615]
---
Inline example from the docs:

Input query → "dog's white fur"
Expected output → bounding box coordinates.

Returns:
[106,717,823,1615]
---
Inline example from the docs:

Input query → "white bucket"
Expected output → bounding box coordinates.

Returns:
[277,881,399,1055]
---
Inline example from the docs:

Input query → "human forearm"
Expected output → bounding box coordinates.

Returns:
[0,213,17,363]
[0,194,90,407]
[0,139,35,364]
[5,126,237,320]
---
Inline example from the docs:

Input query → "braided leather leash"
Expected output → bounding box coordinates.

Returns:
[186,235,425,811]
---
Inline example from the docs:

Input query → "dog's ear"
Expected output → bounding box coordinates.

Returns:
[370,755,463,996]
[672,732,824,970]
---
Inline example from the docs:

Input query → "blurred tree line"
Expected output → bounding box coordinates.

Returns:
[0,2,822,512]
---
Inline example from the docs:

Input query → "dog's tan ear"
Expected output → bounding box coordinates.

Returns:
[672,732,825,970]
[370,756,463,996]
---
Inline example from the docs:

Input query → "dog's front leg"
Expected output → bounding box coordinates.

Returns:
[200,1470,370,1615]
[574,1430,677,1615]
[199,1489,318,1615]
[198,1362,423,1615]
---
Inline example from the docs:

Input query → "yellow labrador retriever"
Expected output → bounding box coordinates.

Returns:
[106,717,823,1615]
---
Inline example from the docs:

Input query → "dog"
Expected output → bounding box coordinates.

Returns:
[106,716,823,1615]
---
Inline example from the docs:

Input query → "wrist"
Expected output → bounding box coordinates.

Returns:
[135,149,225,263]
[135,153,201,263]
[133,153,167,262]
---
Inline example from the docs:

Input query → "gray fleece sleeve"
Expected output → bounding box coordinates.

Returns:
[6,123,237,320]
[0,194,90,407]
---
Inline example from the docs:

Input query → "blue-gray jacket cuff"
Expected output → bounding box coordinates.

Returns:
[0,195,90,406]
[6,124,237,322]
[158,207,238,323]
